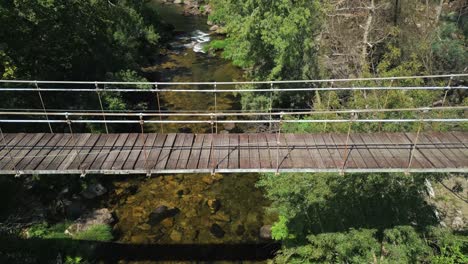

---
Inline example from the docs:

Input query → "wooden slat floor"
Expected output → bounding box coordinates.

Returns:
[0,133,466,175]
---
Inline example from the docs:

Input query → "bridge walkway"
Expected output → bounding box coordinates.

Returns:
[0,132,466,175]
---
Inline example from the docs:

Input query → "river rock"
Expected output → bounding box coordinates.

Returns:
[209,25,219,32]
[170,230,183,242]
[174,0,183,4]
[212,211,231,222]
[207,199,221,213]
[452,216,464,230]
[202,175,214,185]
[259,225,272,240]
[148,205,180,225]
[81,183,107,199]
[65,208,113,235]
[210,223,225,238]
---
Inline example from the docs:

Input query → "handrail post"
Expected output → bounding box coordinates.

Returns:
[210,113,216,176]
[154,83,164,133]
[35,81,53,134]
[214,82,218,134]
[269,82,273,132]
[95,82,109,134]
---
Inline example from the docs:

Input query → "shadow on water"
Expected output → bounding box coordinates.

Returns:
[0,236,280,262]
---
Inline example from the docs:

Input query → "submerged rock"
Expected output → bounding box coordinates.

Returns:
[148,205,180,225]
[65,208,113,235]
[207,199,221,213]
[170,230,183,242]
[211,211,231,223]
[259,225,272,240]
[210,223,225,238]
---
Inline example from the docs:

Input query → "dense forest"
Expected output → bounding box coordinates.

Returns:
[0,0,467,263]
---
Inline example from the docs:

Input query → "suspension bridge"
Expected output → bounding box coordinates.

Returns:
[0,74,467,176]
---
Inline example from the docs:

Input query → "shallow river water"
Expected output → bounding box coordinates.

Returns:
[110,0,275,250]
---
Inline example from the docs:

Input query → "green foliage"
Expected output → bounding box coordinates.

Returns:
[432,16,467,74]
[210,0,324,110]
[28,221,71,239]
[65,256,84,264]
[73,224,113,242]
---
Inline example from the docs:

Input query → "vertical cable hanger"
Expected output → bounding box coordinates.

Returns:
[35,81,53,134]
[275,112,284,175]
[95,82,109,134]
[66,113,85,178]
[139,113,150,178]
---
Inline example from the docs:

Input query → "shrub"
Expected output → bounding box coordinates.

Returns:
[73,224,113,242]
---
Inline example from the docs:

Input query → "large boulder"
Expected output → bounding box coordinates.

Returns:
[65,208,113,235]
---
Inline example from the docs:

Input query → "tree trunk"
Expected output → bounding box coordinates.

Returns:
[361,0,375,72]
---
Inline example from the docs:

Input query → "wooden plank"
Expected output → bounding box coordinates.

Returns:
[24,134,64,170]
[444,132,468,157]
[90,134,120,170]
[47,134,90,170]
[430,132,468,160]
[38,134,73,170]
[228,134,239,169]
[138,133,164,170]
[186,134,204,169]
[0,133,26,162]
[15,134,55,170]
[284,134,308,168]
[402,133,443,168]
[0,134,17,151]
[451,132,468,147]
[197,134,212,170]
[425,133,466,168]
[248,134,261,169]
[217,134,230,169]
[380,133,420,168]
[111,133,138,170]
[299,134,326,169]
[101,134,129,170]
[416,133,457,168]
[348,134,380,168]
[209,134,222,170]
[331,133,359,169]
[155,133,176,170]
[405,133,445,168]
[123,134,148,170]
[266,134,292,170]
[79,134,107,170]
[166,134,186,170]
[257,134,272,169]
[1,133,45,170]
[133,133,158,170]
[176,134,194,169]
[313,134,341,169]
[359,133,398,168]
[239,134,250,169]
[62,134,100,170]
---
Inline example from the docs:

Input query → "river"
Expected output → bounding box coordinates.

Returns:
[109,0,275,253]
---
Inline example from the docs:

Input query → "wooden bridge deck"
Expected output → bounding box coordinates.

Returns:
[0,132,466,175]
